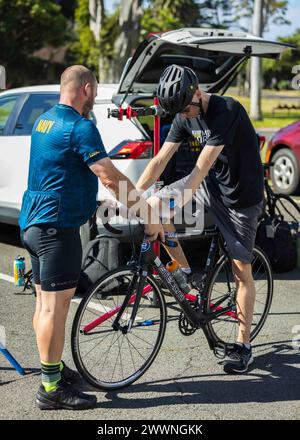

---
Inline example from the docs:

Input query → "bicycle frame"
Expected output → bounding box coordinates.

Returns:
[81,230,238,354]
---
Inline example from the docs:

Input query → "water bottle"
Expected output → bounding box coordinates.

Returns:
[166,259,190,294]
[14,256,25,287]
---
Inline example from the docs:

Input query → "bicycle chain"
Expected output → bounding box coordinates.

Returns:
[178,303,200,336]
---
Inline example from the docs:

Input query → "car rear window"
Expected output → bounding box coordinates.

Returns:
[13,93,59,135]
[0,95,19,135]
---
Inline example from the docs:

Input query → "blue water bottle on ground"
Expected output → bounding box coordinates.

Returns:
[14,256,25,286]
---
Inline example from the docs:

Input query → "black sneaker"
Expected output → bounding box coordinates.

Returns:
[36,380,97,410]
[223,344,254,374]
[61,361,82,384]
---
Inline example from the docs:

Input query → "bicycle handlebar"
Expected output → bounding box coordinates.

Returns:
[97,201,178,247]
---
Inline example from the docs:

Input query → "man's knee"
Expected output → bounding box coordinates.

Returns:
[40,288,75,314]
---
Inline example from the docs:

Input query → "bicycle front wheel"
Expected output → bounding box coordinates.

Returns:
[71,266,167,390]
[206,246,273,346]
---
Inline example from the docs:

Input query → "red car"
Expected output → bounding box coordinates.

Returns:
[266,120,300,195]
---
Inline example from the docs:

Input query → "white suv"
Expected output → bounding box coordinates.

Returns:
[0,84,151,232]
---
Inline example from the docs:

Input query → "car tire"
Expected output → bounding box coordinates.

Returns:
[270,148,300,195]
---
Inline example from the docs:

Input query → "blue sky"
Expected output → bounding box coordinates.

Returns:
[264,0,300,40]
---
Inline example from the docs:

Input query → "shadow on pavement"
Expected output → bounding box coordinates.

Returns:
[0,366,40,387]
[273,268,300,281]
[76,340,300,409]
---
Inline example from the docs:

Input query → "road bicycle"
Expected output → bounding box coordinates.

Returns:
[71,216,273,391]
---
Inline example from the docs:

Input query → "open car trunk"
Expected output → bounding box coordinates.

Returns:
[111,28,294,234]
[112,28,294,107]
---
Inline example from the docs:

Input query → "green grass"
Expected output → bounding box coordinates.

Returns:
[138,90,300,130]
[227,89,300,129]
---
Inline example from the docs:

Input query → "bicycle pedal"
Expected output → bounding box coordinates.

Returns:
[213,343,227,360]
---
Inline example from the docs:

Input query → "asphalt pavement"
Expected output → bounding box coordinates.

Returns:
[0,224,300,420]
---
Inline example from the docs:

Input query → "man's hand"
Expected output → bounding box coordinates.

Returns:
[97,198,137,221]
[144,222,165,243]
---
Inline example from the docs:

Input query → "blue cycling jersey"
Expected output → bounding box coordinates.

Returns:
[19,104,108,230]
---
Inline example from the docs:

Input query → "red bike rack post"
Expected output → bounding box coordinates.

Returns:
[153,97,161,259]
[107,100,162,260]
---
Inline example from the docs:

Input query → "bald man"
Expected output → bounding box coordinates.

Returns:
[19,65,164,410]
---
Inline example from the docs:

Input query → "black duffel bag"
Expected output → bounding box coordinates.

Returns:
[255,214,298,273]
[76,235,123,295]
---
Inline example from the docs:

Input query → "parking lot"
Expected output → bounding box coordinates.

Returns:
[0,223,300,420]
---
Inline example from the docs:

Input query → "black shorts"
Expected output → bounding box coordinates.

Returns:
[21,225,82,292]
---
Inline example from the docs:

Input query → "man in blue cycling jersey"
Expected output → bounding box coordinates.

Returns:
[19,65,164,410]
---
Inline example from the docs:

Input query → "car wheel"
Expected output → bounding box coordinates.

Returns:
[270,148,300,195]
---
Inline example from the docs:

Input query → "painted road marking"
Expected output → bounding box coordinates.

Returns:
[0,273,15,284]
[71,298,143,321]
[0,273,142,321]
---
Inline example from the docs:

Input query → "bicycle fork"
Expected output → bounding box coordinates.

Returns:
[112,243,151,334]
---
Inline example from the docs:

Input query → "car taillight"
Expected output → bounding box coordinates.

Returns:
[110,141,153,159]
[259,135,266,151]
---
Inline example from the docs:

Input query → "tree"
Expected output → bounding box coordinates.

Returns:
[69,0,100,73]
[231,0,290,33]
[56,0,77,20]
[110,0,143,82]
[70,0,241,83]
[263,29,300,89]
[141,0,199,37]
[110,0,240,81]
[232,0,290,93]
[88,0,106,80]
[250,0,263,120]
[89,0,104,42]
[0,0,67,84]
[198,0,235,28]
[70,0,141,82]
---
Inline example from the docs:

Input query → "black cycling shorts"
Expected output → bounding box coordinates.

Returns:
[21,225,82,292]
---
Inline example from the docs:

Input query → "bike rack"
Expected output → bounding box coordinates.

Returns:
[108,98,164,259]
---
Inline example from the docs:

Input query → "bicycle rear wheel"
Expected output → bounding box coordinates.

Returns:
[206,246,273,345]
[272,194,300,228]
[71,266,167,390]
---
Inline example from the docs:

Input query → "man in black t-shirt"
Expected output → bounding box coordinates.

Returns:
[136,64,264,375]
